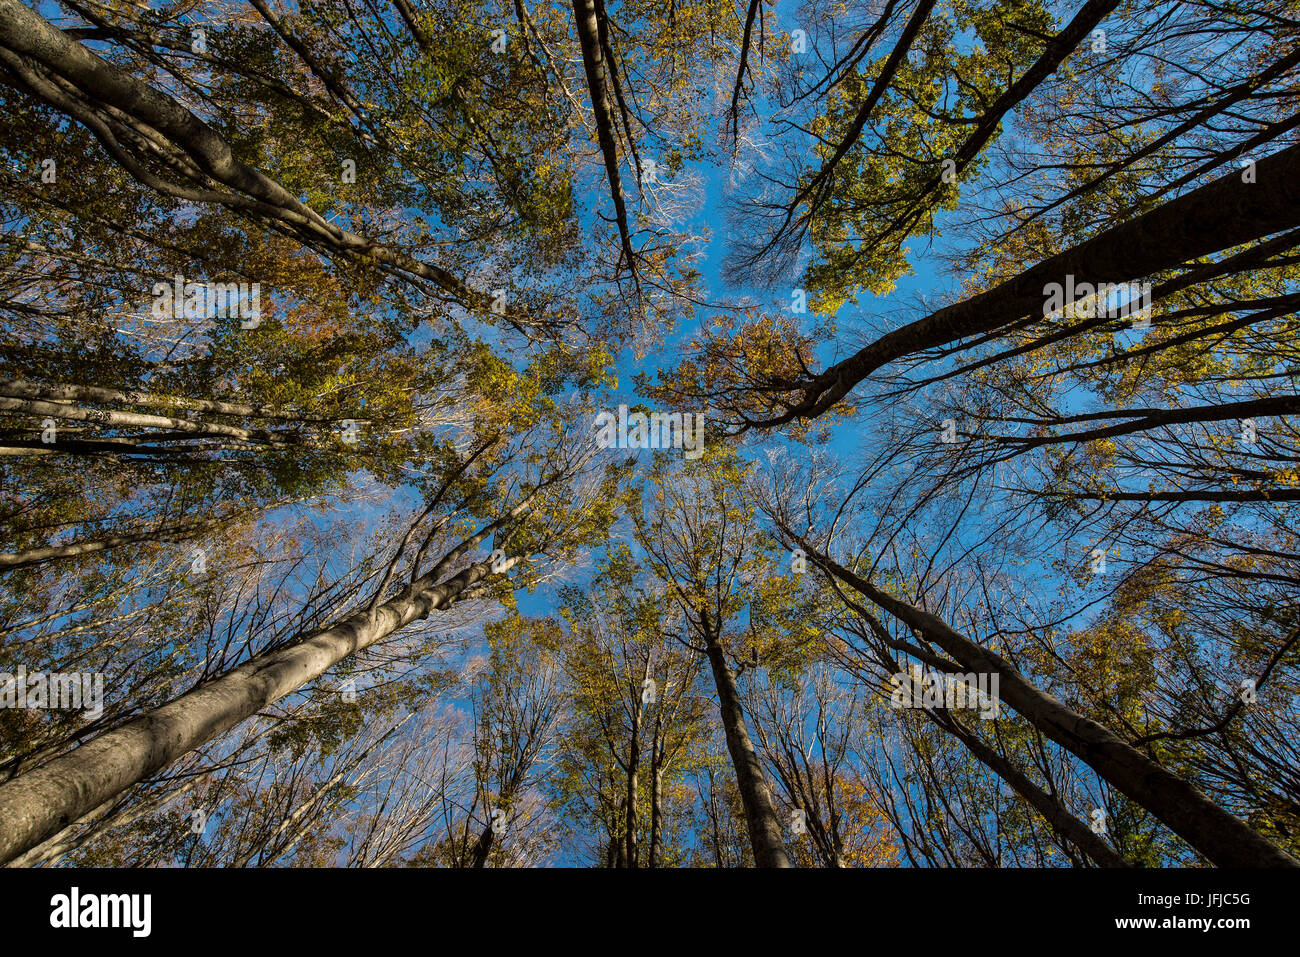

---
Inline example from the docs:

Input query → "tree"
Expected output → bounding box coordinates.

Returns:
[627,446,823,867]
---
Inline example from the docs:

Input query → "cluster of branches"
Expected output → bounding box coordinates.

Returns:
[2,0,1299,869]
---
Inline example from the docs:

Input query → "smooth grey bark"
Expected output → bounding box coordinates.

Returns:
[0,396,297,445]
[6,778,199,868]
[0,378,340,422]
[0,509,526,865]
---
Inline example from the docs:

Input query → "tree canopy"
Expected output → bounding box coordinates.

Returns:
[1,0,1298,870]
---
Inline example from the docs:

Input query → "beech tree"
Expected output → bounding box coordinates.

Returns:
[2,0,1297,870]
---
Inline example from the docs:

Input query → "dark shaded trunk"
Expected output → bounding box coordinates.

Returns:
[997,394,1300,454]
[800,537,1298,868]
[927,709,1130,867]
[701,617,790,867]
[570,0,637,275]
[766,139,1300,427]
[649,765,664,868]
[626,711,640,868]
[471,824,494,868]
[648,705,665,868]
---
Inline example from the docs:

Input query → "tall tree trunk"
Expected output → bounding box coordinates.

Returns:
[608,792,628,868]
[0,378,340,423]
[0,510,527,864]
[648,707,665,868]
[704,769,725,867]
[0,396,299,446]
[701,614,791,867]
[766,139,1300,427]
[649,766,664,868]
[626,711,640,868]
[798,536,1299,868]
[927,709,1130,868]
[6,778,199,868]
[626,658,651,868]
[470,824,494,868]
[570,0,637,276]
[0,506,279,571]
